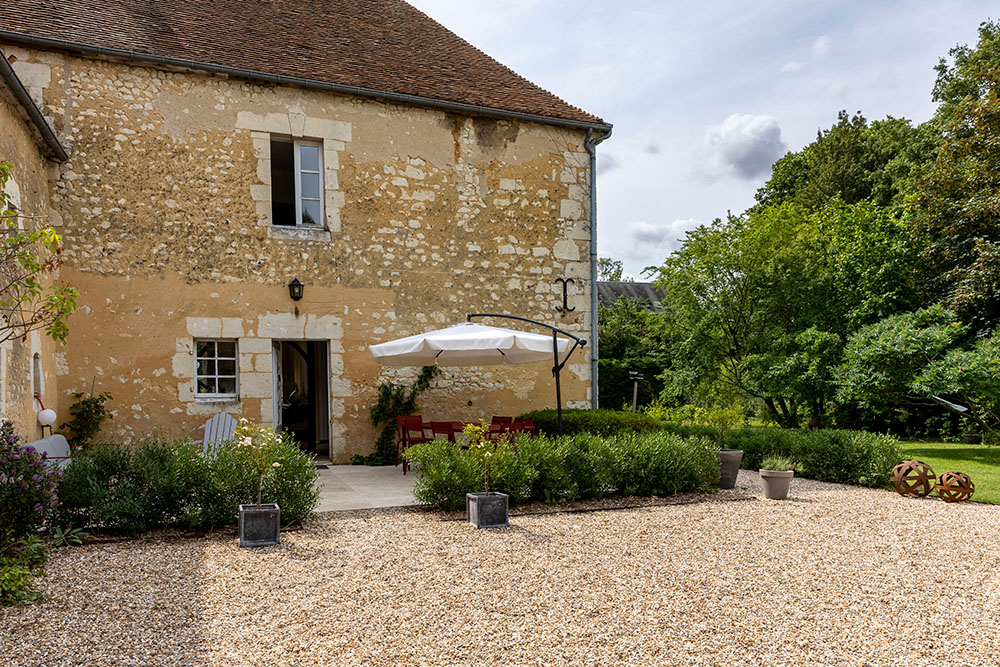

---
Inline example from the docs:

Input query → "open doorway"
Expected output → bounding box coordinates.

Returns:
[272,340,330,459]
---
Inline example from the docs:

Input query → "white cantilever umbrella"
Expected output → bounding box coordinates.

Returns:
[368,315,587,434]
[368,321,574,367]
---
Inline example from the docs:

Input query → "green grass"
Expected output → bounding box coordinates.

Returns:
[898,442,1000,504]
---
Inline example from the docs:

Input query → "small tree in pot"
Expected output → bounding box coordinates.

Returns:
[759,453,796,500]
[464,422,509,529]
[234,419,283,547]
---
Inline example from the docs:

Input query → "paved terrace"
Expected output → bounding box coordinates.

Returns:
[314,465,419,512]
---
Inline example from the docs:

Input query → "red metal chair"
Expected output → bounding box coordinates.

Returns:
[398,416,430,475]
[512,418,536,436]
[491,416,513,426]
[431,421,459,443]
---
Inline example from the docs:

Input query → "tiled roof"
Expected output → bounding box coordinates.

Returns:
[597,282,665,312]
[0,0,608,129]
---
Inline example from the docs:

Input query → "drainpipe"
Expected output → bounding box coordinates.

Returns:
[584,127,612,409]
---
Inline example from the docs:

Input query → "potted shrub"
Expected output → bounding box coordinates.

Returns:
[759,454,795,500]
[464,422,509,529]
[234,419,283,547]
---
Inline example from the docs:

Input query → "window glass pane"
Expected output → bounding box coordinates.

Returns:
[217,359,236,376]
[197,359,216,376]
[271,140,296,226]
[197,377,215,394]
[301,172,321,199]
[216,341,236,358]
[196,341,215,357]
[217,377,237,395]
[301,199,321,226]
[299,144,320,172]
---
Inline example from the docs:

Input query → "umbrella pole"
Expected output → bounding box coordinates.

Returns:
[553,331,563,436]
[466,313,586,439]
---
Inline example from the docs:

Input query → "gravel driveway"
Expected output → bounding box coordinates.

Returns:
[3,471,999,666]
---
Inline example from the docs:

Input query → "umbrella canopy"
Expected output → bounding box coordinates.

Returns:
[369,322,574,367]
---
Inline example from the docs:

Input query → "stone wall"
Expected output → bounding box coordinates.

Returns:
[3,45,595,460]
[0,73,61,440]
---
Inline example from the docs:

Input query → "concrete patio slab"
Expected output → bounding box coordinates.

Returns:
[314,465,419,512]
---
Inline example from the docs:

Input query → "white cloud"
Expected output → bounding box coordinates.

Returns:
[812,35,832,56]
[703,113,788,180]
[609,218,703,275]
[780,60,805,73]
[597,153,620,175]
[643,142,661,154]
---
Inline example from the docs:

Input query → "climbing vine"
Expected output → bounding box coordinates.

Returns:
[356,365,441,466]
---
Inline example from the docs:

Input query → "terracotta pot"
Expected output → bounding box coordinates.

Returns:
[759,469,794,500]
[718,449,743,489]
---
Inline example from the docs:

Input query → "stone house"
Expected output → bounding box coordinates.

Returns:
[0,0,611,461]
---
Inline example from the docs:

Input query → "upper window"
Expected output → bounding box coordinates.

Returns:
[195,339,238,399]
[271,139,324,227]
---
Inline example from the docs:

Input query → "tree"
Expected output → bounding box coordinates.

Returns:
[836,304,965,415]
[597,295,670,407]
[597,256,630,282]
[914,329,1000,435]
[755,112,937,213]
[0,162,77,344]
[915,20,1000,334]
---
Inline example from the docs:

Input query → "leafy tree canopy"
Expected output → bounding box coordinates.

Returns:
[915,20,1000,334]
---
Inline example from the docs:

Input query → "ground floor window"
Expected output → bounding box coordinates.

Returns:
[195,339,238,399]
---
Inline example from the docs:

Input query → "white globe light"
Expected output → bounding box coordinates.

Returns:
[37,409,57,427]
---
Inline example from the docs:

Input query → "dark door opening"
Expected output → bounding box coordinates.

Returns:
[274,340,329,458]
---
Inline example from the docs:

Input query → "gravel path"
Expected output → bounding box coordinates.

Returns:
[3,471,999,666]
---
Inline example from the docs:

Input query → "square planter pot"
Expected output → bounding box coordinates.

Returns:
[238,503,281,547]
[466,492,509,529]
[718,449,744,490]
[759,470,794,500]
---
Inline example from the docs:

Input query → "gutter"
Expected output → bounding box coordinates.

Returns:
[0,48,67,161]
[0,31,613,135]
[584,126,612,409]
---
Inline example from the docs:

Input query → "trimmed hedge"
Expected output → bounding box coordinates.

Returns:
[520,410,900,488]
[520,408,718,440]
[404,431,719,510]
[52,435,319,536]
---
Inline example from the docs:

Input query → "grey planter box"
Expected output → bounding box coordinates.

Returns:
[759,469,794,500]
[238,503,281,547]
[466,492,509,529]
[718,449,744,489]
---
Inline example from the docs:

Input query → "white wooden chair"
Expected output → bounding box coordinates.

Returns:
[23,434,72,470]
[202,413,238,456]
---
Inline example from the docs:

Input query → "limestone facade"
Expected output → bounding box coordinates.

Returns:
[0,61,65,441]
[1,45,597,461]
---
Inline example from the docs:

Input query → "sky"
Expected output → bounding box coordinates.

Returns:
[407,0,990,279]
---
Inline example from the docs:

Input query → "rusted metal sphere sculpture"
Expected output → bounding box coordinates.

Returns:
[936,471,975,503]
[891,459,936,497]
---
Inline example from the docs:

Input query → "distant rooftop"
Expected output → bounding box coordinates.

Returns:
[597,282,664,312]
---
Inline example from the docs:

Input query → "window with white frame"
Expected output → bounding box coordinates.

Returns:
[271,138,324,227]
[195,339,238,398]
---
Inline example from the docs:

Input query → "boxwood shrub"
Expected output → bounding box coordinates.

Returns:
[52,434,319,536]
[520,410,900,488]
[404,431,719,510]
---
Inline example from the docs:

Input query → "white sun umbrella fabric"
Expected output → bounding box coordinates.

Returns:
[369,322,574,367]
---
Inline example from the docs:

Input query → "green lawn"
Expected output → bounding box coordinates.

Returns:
[899,442,1000,505]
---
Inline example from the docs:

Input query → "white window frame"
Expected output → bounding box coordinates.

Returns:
[292,139,324,228]
[194,339,239,400]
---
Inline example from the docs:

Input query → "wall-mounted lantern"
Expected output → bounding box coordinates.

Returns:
[288,278,304,301]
